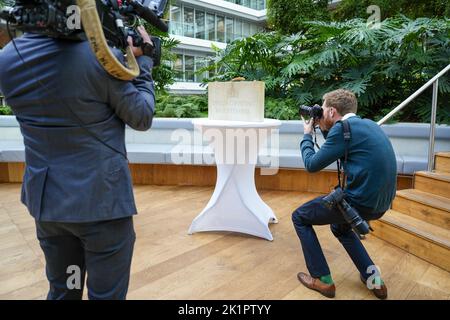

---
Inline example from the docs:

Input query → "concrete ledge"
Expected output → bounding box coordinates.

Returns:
[401,156,428,174]
[127,144,173,164]
[0,116,19,127]
[2,116,449,138]
[0,140,422,174]
[1,116,448,175]
[0,140,25,162]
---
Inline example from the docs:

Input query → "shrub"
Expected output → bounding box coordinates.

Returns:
[203,16,450,123]
[0,105,13,115]
[153,94,301,120]
[264,97,299,120]
[333,0,450,21]
[267,0,330,34]
[154,94,208,118]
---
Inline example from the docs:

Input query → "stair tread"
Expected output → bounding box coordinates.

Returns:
[415,170,450,183]
[436,152,450,159]
[380,210,450,248]
[396,189,450,213]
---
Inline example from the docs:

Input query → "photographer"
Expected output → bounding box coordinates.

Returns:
[0,25,155,299]
[292,89,397,299]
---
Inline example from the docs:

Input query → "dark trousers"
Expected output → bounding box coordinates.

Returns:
[35,216,136,300]
[292,196,384,279]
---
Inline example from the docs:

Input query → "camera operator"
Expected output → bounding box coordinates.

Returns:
[292,89,397,299]
[0,25,156,299]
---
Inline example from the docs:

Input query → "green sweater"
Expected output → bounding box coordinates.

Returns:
[301,116,397,213]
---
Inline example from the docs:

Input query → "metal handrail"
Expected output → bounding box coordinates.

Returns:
[377,64,450,171]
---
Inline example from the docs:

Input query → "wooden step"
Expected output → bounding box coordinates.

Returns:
[435,152,450,173]
[371,210,450,272]
[393,189,450,229]
[414,171,450,198]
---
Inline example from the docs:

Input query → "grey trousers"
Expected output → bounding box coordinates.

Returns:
[35,216,136,300]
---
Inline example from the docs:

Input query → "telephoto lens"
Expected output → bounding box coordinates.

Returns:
[322,187,371,235]
[338,200,371,235]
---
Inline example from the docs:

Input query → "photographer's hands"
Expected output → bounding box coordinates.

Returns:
[301,115,329,135]
[301,116,315,135]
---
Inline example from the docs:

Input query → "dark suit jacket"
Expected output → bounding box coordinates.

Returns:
[0,33,155,222]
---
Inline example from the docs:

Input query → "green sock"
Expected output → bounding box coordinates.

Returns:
[373,276,384,286]
[320,274,334,285]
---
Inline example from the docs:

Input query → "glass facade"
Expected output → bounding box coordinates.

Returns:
[168,1,266,84]
[225,18,234,43]
[195,10,205,39]
[183,7,195,38]
[172,52,215,83]
[224,0,266,10]
[207,13,215,41]
[169,4,263,43]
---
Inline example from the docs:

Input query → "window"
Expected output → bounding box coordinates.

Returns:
[172,52,215,83]
[195,11,205,39]
[206,13,215,41]
[224,0,266,9]
[225,18,234,43]
[183,7,195,38]
[216,15,225,43]
[169,5,182,36]
[256,0,266,10]
[208,58,216,78]
[235,20,242,39]
[174,54,184,81]
[195,57,208,82]
[169,4,262,42]
[184,55,195,82]
[242,22,250,37]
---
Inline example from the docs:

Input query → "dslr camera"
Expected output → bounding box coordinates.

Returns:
[322,187,372,235]
[299,104,323,120]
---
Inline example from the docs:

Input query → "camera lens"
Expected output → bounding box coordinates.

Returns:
[299,105,323,119]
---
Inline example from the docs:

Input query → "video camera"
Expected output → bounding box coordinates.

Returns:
[0,0,169,79]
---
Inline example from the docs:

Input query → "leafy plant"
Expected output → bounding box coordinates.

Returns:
[154,94,208,118]
[0,0,15,7]
[267,0,330,34]
[202,16,450,123]
[0,105,12,115]
[264,97,298,120]
[143,21,180,93]
[333,0,450,21]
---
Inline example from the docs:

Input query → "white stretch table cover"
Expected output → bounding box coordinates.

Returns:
[189,118,282,241]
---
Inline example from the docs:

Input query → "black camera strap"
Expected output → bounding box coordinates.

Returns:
[337,119,351,190]
[312,126,321,150]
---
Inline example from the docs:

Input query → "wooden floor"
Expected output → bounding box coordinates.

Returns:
[0,183,449,300]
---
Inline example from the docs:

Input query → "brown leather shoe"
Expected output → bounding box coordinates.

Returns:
[297,272,336,298]
[360,274,388,300]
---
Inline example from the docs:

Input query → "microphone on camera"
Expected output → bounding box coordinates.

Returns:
[127,0,169,33]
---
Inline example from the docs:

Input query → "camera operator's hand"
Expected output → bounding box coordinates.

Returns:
[127,26,153,57]
[127,36,143,57]
[137,26,153,46]
[301,116,315,135]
